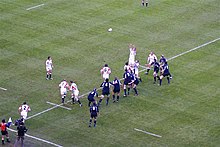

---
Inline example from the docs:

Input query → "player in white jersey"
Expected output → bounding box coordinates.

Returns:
[45,56,53,80]
[128,44,137,68]
[134,60,142,82]
[100,64,111,80]
[145,51,157,75]
[18,102,31,122]
[59,79,69,103]
[70,81,82,107]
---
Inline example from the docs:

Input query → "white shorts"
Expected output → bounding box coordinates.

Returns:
[21,111,28,120]
[103,74,110,79]
[60,88,67,95]
[46,67,52,72]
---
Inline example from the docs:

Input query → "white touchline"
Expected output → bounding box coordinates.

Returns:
[27,37,220,120]
[8,128,63,147]
[0,87,7,91]
[46,101,72,110]
[26,3,45,11]
[134,128,162,138]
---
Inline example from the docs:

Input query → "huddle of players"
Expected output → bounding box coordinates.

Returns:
[0,102,30,145]
[146,52,172,85]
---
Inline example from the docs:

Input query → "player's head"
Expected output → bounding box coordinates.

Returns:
[2,119,5,123]
[105,78,109,82]
[104,64,108,67]
[135,60,139,63]
[20,122,24,126]
[125,62,128,65]
[23,102,27,105]
[63,79,66,81]
[161,54,164,57]
[154,58,157,62]
[93,101,97,106]
[93,88,96,91]
[70,80,73,83]
[150,51,154,55]
[114,77,118,80]
[48,56,51,60]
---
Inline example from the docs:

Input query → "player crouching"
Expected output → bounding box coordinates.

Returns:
[70,81,82,107]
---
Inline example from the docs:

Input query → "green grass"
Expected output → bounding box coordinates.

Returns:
[0,0,220,146]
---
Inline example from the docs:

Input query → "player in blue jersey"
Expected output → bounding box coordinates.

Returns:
[123,69,132,97]
[89,102,99,127]
[130,73,139,96]
[111,77,122,102]
[87,88,98,107]
[159,62,172,86]
[98,78,111,106]
[159,54,167,64]
[151,58,160,84]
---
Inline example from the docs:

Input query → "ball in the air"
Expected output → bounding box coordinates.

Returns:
[108,28,112,32]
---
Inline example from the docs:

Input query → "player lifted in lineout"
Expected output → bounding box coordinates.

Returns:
[70,81,82,107]
[100,64,111,81]
[128,44,137,70]
[18,102,31,122]
[45,56,53,80]
[59,79,69,103]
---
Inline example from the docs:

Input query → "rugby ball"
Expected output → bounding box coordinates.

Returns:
[108,28,112,32]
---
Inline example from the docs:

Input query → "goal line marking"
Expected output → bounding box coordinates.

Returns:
[27,37,220,120]
[8,128,63,147]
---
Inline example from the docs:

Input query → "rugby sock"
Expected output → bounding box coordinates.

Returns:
[134,88,138,95]
[72,98,75,104]
[2,139,4,145]
[117,96,119,101]
[139,77,142,82]
[106,97,109,105]
[49,74,52,79]
[94,120,97,127]
[154,77,156,82]
[124,89,127,96]
[147,69,150,73]
[128,88,130,95]
[89,119,92,127]
[88,101,91,107]
[6,138,10,143]
[112,95,115,102]
[167,77,170,84]
[157,76,160,80]
[98,99,103,105]
[62,98,64,103]
[146,3,148,7]
[142,2,144,6]
[159,79,162,86]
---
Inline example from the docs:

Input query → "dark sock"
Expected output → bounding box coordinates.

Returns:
[94,120,97,127]
[78,100,82,105]
[139,77,142,82]
[46,74,49,79]
[124,89,127,96]
[167,77,170,84]
[160,79,162,85]
[49,74,52,79]
[106,97,109,105]
[88,101,91,107]
[142,2,144,6]
[62,98,64,103]
[72,98,75,103]
[134,88,138,95]
[117,96,119,101]
[98,99,103,105]
[2,140,4,144]
[89,119,92,127]
[146,3,148,7]
[154,77,156,82]
[6,138,10,142]
[128,88,130,95]
[147,69,150,72]
[112,95,115,101]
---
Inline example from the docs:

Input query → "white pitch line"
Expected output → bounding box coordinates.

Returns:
[167,37,220,61]
[8,128,63,147]
[27,37,220,120]
[0,87,7,91]
[134,128,162,138]
[46,101,72,110]
[26,3,45,11]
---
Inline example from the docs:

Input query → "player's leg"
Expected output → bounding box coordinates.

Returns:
[145,64,151,74]
[49,69,53,80]
[123,84,127,97]
[133,84,138,96]
[1,132,5,144]
[106,94,110,106]
[75,95,82,107]
[146,0,148,7]
[159,75,164,86]
[141,0,145,6]
[46,68,49,80]
[127,84,131,95]
[112,91,116,103]
[5,132,10,143]
[94,117,97,127]
[98,95,104,106]
[117,92,120,102]
[89,116,93,127]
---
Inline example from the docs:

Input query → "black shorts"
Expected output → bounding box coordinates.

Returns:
[134,80,139,85]
[91,113,97,118]
[1,130,8,136]
[124,80,131,85]
[88,97,95,102]
[102,91,110,96]
[163,72,170,77]
[113,89,120,93]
